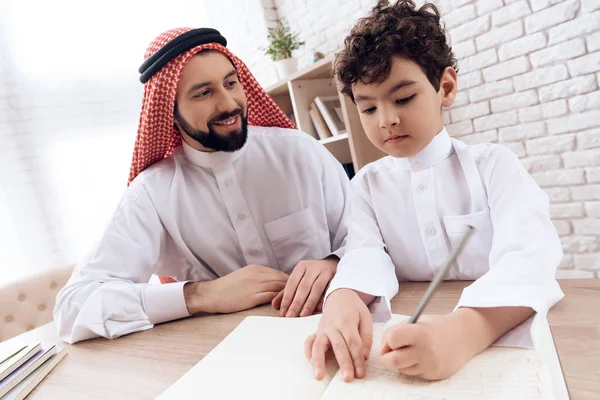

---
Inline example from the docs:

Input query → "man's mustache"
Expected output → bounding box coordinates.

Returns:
[209,108,243,125]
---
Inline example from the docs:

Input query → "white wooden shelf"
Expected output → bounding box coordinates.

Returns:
[319,133,348,145]
[266,54,385,172]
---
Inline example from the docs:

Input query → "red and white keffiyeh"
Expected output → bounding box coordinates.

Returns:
[128,27,295,186]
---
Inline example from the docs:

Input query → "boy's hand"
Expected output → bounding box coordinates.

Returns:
[304,289,374,382]
[379,313,474,380]
[272,257,338,318]
[380,306,535,380]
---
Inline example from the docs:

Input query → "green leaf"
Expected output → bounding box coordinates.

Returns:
[263,19,305,61]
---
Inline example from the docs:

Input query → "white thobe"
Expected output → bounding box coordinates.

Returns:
[54,126,351,343]
[327,128,564,348]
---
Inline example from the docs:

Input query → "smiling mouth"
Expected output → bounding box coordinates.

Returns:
[213,116,238,126]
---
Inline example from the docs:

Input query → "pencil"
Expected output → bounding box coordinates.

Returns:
[408,225,475,324]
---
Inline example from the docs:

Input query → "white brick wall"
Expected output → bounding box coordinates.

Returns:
[269,0,600,278]
[203,0,279,85]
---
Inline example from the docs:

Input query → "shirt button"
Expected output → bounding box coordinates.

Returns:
[237,213,246,221]
[249,249,261,257]
[224,179,233,187]
[417,184,427,192]
[426,228,437,236]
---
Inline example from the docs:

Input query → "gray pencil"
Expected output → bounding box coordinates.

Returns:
[408,225,475,324]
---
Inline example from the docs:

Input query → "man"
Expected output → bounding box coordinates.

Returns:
[54,27,350,344]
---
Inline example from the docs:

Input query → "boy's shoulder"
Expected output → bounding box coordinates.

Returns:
[463,140,523,168]
[351,140,523,187]
[350,155,397,189]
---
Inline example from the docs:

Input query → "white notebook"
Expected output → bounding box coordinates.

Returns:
[156,314,569,400]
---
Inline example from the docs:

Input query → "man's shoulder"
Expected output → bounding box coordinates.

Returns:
[248,126,319,147]
[131,148,183,188]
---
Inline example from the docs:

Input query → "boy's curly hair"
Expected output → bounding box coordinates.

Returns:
[335,0,458,101]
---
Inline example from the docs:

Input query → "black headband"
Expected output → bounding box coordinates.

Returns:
[138,28,227,84]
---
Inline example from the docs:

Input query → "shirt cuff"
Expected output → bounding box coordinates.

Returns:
[144,281,191,325]
[329,246,345,260]
[325,249,398,324]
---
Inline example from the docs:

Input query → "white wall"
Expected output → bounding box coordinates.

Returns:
[268,0,600,277]
[0,0,211,283]
[203,0,281,86]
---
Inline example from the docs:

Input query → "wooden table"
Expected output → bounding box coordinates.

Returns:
[2,279,599,399]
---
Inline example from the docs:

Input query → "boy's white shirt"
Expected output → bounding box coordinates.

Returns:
[326,127,564,349]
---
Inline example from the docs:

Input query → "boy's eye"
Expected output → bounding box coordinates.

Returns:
[361,107,376,115]
[226,81,237,88]
[396,94,416,104]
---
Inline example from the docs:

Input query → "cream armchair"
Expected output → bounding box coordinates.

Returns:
[0,266,73,342]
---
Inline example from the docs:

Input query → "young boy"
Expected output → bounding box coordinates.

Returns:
[305,0,564,383]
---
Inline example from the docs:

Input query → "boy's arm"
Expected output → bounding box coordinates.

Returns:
[325,173,399,321]
[455,146,564,348]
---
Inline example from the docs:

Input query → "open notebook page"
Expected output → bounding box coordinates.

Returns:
[321,315,568,400]
[155,315,336,400]
[156,314,567,400]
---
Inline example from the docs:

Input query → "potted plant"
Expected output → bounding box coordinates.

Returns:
[264,19,305,80]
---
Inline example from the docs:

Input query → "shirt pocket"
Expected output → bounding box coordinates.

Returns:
[443,210,493,279]
[264,208,319,274]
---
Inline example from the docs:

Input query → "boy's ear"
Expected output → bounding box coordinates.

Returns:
[439,66,457,108]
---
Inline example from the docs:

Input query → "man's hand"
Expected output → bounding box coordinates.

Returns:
[304,289,374,382]
[379,306,534,380]
[271,257,337,318]
[184,264,288,314]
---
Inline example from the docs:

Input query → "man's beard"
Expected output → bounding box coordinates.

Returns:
[174,104,248,152]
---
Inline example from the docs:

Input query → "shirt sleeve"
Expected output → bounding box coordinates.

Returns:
[53,178,191,344]
[324,173,399,322]
[455,146,564,349]
[312,142,352,261]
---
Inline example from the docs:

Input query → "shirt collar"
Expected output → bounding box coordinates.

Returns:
[181,133,249,170]
[393,127,453,171]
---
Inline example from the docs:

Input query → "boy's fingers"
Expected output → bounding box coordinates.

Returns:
[380,347,419,371]
[340,329,367,379]
[311,334,330,380]
[304,333,316,360]
[383,323,420,350]
[397,364,423,377]
[330,330,356,382]
[358,307,373,359]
